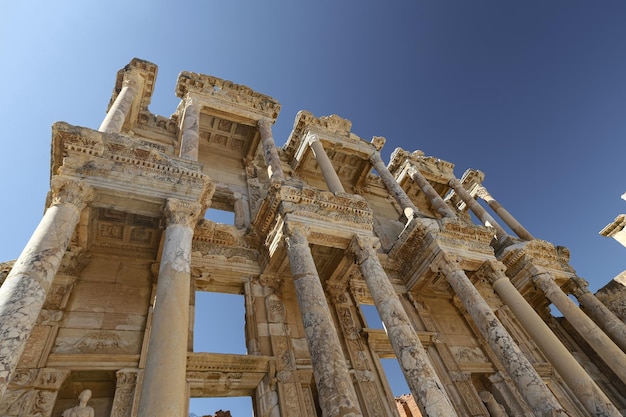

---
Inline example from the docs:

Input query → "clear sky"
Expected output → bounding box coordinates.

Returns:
[1,2,625,416]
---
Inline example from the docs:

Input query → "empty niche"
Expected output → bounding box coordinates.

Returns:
[193,291,247,354]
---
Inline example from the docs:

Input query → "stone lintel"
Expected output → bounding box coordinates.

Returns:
[186,353,273,397]
[46,353,140,369]
[284,111,355,158]
[361,329,436,358]
[175,71,280,122]
[600,214,626,247]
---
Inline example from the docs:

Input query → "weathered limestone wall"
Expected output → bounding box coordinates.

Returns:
[1,58,625,417]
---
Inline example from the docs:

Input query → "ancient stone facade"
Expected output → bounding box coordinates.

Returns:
[1,58,625,416]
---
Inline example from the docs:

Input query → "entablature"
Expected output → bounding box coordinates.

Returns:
[389,218,495,294]
[388,148,456,218]
[284,111,380,193]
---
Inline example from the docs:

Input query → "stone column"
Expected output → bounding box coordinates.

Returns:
[351,236,458,417]
[98,80,137,133]
[435,255,566,416]
[370,152,419,219]
[568,277,626,352]
[407,166,455,218]
[0,178,93,400]
[284,225,362,417]
[308,134,345,193]
[448,179,508,240]
[533,272,626,384]
[137,199,201,417]
[258,119,286,182]
[479,392,508,417]
[179,99,201,161]
[475,186,534,241]
[481,263,621,417]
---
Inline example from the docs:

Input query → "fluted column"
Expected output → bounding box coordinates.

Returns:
[137,199,201,417]
[0,178,93,400]
[533,272,626,384]
[449,179,508,240]
[475,185,534,240]
[308,134,345,193]
[370,152,419,219]
[568,277,626,352]
[351,236,457,417]
[258,119,285,182]
[481,263,621,417]
[407,166,455,218]
[179,99,201,161]
[284,225,362,417]
[98,80,137,133]
[436,255,566,416]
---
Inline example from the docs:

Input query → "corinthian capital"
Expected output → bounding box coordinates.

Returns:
[474,185,492,201]
[164,199,201,228]
[349,235,380,264]
[50,177,94,211]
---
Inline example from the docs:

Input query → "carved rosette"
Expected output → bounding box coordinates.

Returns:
[163,199,201,228]
[50,177,94,211]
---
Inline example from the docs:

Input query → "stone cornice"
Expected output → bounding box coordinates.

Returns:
[51,122,215,208]
[175,71,280,122]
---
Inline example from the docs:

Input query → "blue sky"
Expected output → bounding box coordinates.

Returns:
[2,2,626,415]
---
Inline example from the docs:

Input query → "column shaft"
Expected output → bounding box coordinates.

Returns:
[285,227,362,417]
[179,101,200,161]
[258,119,285,182]
[370,152,419,219]
[98,82,137,133]
[137,200,199,417]
[449,179,508,239]
[0,179,92,400]
[476,186,534,240]
[309,136,345,193]
[533,273,626,384]
[407,167,455,218]
[569,277,626,352]
[352,237,457,417]
[489,272,620,417]
[437,258,565,416]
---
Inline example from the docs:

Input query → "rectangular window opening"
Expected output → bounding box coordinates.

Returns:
[204,207,235,225]
[381,358,411,397]
[189,396,253,417]
[194,291,247,354]
[360,304,385,330]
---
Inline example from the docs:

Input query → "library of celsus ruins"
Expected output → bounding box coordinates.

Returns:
[1,58,625,417]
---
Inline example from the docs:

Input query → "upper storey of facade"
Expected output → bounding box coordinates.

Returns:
[49,58,577,302]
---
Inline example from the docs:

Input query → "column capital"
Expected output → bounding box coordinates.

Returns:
[163,199,201,228]
[283,222,310,245]
[475,260,508,285]
[50,177,94,211]
[432,252,459,276]
[349,235,380,264]
[474,185,492,201]
[565,276,591,297]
